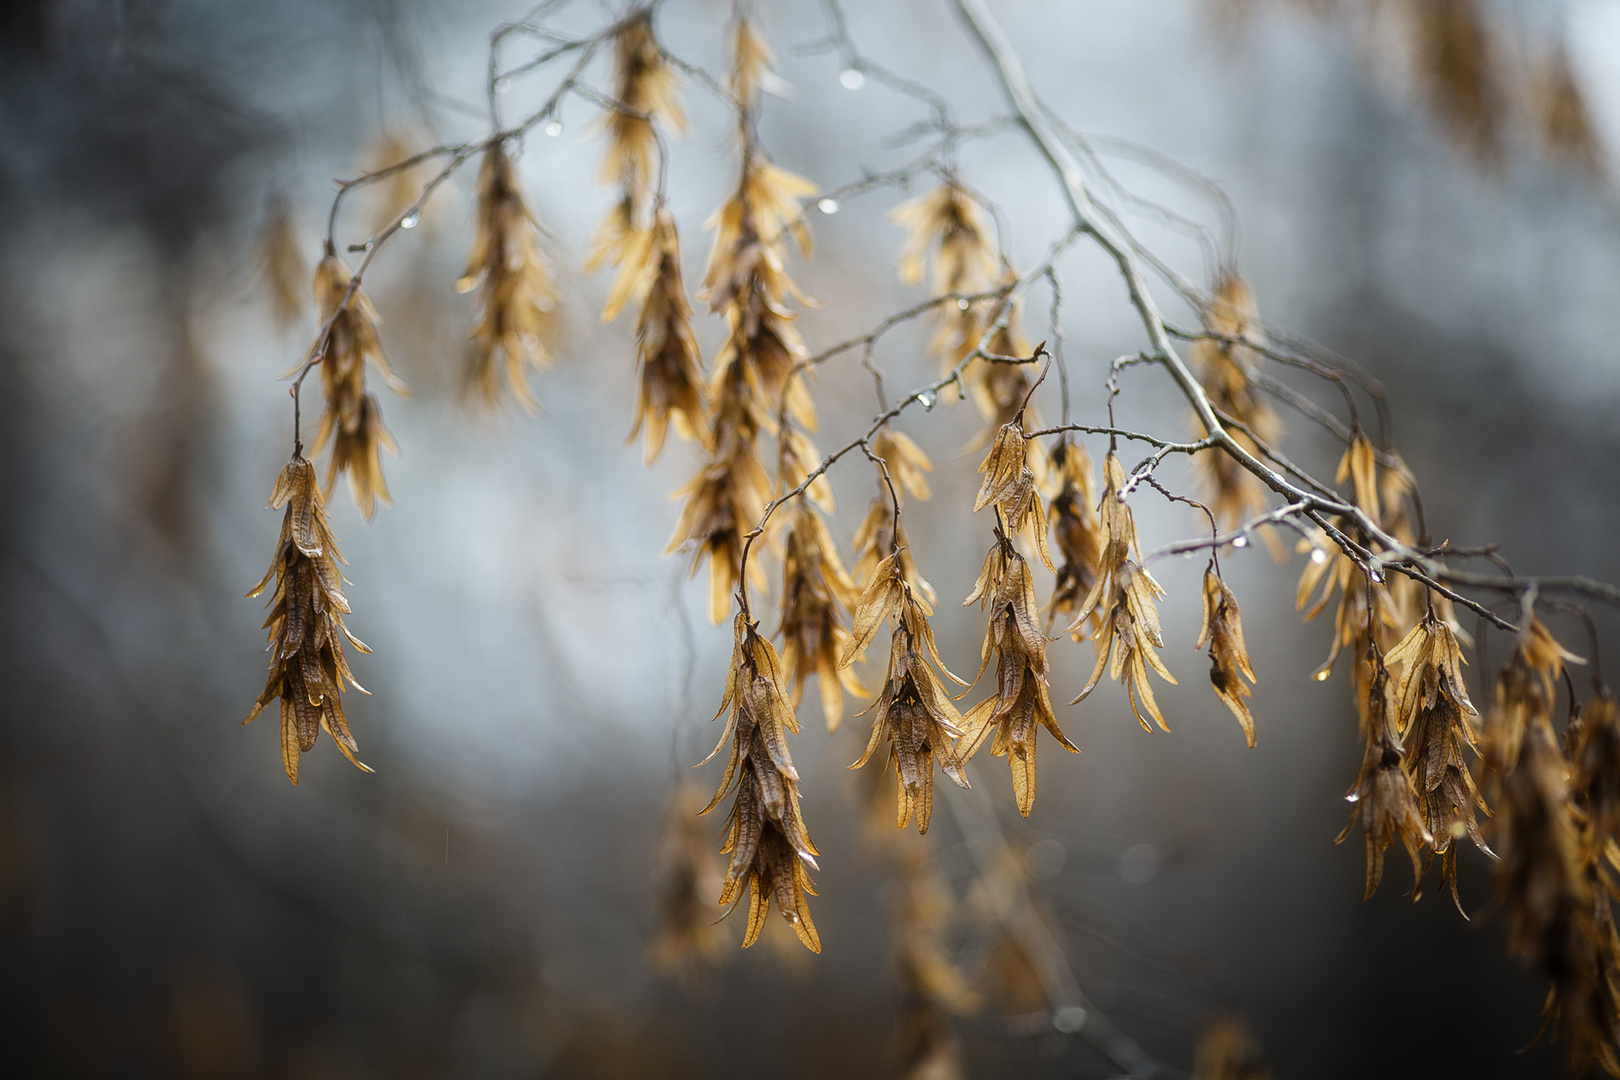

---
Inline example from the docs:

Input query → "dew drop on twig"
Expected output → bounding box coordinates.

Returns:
[839,68,865,91]
[545,120,563,137]
[400,212,420,230]
[817,198,839,215]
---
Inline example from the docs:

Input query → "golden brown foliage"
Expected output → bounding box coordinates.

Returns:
[1387,605,1489,905]
[1570,687,1620,864]
[1295,434,1402,682]
[777,500,864,733]
[973,422,1053,572]
[621,210,708,462]
[871,428,934,503]
[1338,651,1430,899]
[310,251,407,520]
[1485,617,1581,775]
[670,21,816,625]
[245,456,372,785]
[1191,274,1282,549]
[1045,438,1102,635]
[598,12,685,216]
[1196,568,1258,747]
[456,143,556,410]
[703,615,821,952]
[1071,450,1176,731]
[889,181,999,400]
[853,492,935,608]
[845,552,970,834]
[959,535,1077,818]
[1496,723,1620,1076]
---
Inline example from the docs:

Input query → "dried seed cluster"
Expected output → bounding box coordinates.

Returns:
[846,551,971,834]
[241,10,1620,1066]
[703,615,821,952]
[310,251,408,521]
[457,143,556,411]
[245,456,372,785]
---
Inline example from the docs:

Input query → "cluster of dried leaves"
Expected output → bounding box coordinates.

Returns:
[244,5,1620,1070]
[245,457,372,784]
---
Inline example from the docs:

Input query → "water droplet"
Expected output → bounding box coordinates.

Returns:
[1345,791,1360,803]
[1231,535,1249,549]
[957,298,970,310]
[838,67,865,91]
[361,240,375,251]
[817,197,839,215]
[1314,668,1331,682]
[1310,547,1329,565]
[494,77,511,94]
[1119,843,1160,885]
[918,391,936,410]
[1053,1006,1088,1033]
[400,212,420,230]
[544,119,563,137]
[1370,567,1385,583]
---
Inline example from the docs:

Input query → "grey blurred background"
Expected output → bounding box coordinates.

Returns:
[3,1,1619,1077]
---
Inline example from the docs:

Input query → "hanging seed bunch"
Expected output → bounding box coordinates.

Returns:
[852,436,936,606]
[1071,450,1177,732]
[965,281,1043,459]
[259,198,307,332]
[456,142,557,411]
[648,782,731,976]
[1565,683,1620,1075]
[1485,617,1581,775]
[1385,603,1490,907]
[1480,620,1620,1074]
[591,10,685,262]
[310,249,408,520]
[777,497,865,733]
[244,456,373,785]
[1339,644,1431,898]
[1496,721,1620,1076]
[1196,567,1259,747]
[670,16,816,623]
[844,550,971,834]
[1045,437,1102,636]
[611,209,709,463]
[958,423,1075,816]
[1296,434,1404,683]
[701,614,821,952]
[889,180,999,389]
[1190,273,1282,552]
[1569,684,1620,869]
